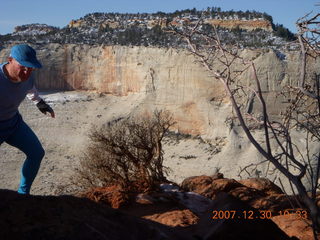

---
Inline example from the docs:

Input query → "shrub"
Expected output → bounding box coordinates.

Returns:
[75,110,175,192]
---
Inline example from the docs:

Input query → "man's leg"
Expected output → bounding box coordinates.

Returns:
[5,120,45,194]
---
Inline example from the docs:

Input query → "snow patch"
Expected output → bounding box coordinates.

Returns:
[160,183,213,214]
[40,91,93,104]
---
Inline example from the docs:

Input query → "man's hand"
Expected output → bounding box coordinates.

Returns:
[36,99,55,118]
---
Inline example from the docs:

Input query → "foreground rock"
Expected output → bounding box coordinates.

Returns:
[0,189,190,240]
[181,175,319,239]
[80,180,298,239]
[195,192,295,240]
[1,176,306,240]
[181,175,298,213]
[272,214,316,240]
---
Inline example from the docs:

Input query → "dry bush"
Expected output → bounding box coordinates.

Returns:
[74,110,175,192]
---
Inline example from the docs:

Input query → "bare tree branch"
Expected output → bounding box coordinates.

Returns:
[173,11,320,237]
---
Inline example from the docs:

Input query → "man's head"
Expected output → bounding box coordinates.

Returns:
[6,44,42,82]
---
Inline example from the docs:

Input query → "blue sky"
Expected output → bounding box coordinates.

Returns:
[0,0,317,35]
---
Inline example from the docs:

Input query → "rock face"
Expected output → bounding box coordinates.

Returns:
[1,43,317,136]
[272,214,319,240]
[205,19,273,31]
[0,44,311,125]
[0,44,319,190]
[68,17,273,32]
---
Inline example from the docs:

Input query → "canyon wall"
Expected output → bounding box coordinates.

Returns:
[1,44,319,141]
[1,43,320,189]
[1,43,319,137]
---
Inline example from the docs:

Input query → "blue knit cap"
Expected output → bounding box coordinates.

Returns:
[10,44,42,68]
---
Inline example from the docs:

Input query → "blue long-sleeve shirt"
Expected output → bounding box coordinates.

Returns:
[0,63,41,122]
[0,63,43,141]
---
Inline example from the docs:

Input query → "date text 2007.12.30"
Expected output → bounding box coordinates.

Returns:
[212,209,308,220]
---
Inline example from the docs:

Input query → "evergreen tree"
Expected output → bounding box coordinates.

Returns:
[274,24,296,41]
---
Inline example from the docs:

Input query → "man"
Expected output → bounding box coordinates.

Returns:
[0,44,54,195]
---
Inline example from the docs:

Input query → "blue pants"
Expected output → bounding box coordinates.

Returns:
[0,115,44,194]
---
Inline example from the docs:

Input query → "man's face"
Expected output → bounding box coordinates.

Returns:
[8,57,34,82]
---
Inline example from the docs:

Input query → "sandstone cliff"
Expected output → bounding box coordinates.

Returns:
[205,19,273,31]
[68,18,273,32]
[1,44,319,189]
[1,43,319,136]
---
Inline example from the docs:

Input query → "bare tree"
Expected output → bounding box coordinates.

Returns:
[172,11,320,238]
[74,110,175,192]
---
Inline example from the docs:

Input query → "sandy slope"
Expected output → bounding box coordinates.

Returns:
[0,91,145,194]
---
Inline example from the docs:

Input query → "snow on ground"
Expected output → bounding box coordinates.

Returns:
[40,91,95,104]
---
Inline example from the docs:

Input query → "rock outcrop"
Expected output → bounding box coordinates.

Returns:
[272,214,316,240]
[81,177,309,239]
[3,173,310,240]
[0,189,190,240]
[194,192,295,240]
[181,176,297,213]
[205,19,273,31]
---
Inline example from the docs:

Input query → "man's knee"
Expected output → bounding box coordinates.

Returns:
[37,145,45,160]
[29,144,45,161]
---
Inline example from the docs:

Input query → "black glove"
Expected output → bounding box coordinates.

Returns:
[36,99,54,116]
